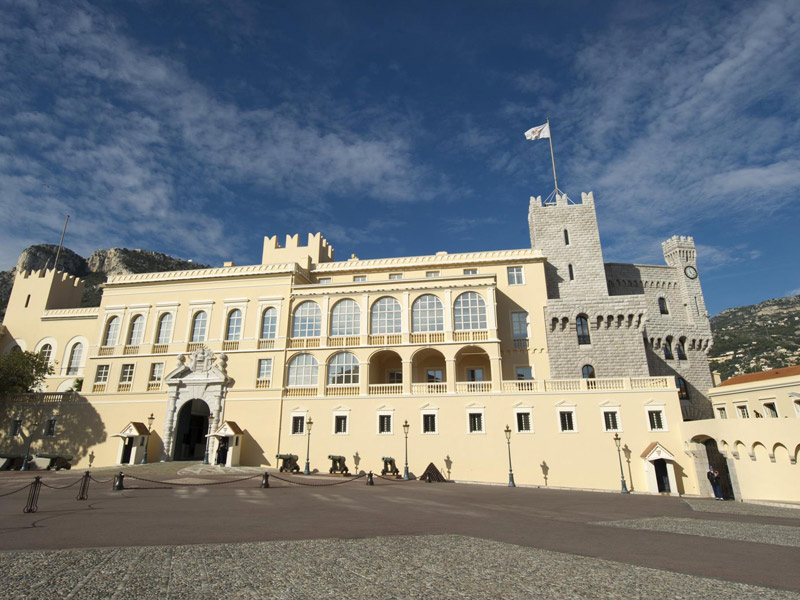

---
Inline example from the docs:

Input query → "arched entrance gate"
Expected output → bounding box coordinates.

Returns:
[161,348,231,462]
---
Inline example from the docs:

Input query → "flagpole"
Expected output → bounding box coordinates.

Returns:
[53,214,70,272]
[546,117,559,196]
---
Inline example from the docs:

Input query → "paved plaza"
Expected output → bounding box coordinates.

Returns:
[1,463,799,599]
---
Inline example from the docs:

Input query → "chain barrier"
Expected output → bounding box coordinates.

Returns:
[90,476,113,484]
[23,477,41,513]
[40,478,82,490]
[124,473,262,487]
[376,474,413,482]
[268,472,367,487]
[0,482,34,498]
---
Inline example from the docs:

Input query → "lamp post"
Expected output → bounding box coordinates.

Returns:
[613,433,629,494]
[303,418,314,475]
[141,413,155,464]
[505,425,516,487]
[402,419,410,480]
[21,421,39,471]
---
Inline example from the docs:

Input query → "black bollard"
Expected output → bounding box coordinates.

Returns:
[24,476,42,513]
[366,471,374,486]
[261,472,270,488]
[77,470,91,501]
[113,471,125,491]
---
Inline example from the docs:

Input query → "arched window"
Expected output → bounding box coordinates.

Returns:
[453,292,487,331]
[260,307,277,339]
[676,376,689,400]
[102,317,120,346]
[226,309,242,341]
[576,315,590,345]
[330,299,360,336]
[66,343,83,375]
[128,315,144,345]
[581,364,595,379]
[328,352,359,385]
[155,313,173,344]
[658,297,669,315]
[288,354,318,386]
[412,294,444,332]
[292,301,321,338]
[191,311,208,342]
[371,297,402,334]
[676,336,687,360]
[39,344,52,364]
[568,264,575,281]
[663,336,674,360]
[564,229,570,245]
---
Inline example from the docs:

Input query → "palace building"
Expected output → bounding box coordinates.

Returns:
[1,190,793,501]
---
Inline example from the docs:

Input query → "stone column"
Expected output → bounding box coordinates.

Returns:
[490,356,503,392]
[161,387,180,461]
[445,358,456,394]
[402,360,413,395]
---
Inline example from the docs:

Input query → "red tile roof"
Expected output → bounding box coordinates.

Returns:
[719,365,800,387]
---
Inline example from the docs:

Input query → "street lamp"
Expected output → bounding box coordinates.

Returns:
[505,425,516,487]
[613,433,629,494]
[303,418,314,475]
[402,419,410,480]
[21,421,39,471]
[141,413,155,464]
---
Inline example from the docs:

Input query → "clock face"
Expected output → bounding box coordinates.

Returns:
[684,266,698,279]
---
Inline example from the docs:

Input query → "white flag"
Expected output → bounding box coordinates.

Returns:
[524,122,550,140]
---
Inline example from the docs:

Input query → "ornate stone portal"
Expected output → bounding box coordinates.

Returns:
[161,347,232,461]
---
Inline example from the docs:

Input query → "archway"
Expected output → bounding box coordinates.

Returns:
[173,399,210,461]
[369,350,403,385]
[702,438,735,500]
[454,345,491,389]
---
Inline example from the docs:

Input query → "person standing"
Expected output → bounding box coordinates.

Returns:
[707,465,723,500]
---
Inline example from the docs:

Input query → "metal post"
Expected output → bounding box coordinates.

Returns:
[303,418,313,475]
[614,434,629,494]
[261,472,270,488]
[505,425,516,487]
[77,471,91,501]
[403,419,410,480]
[24,476,42,513]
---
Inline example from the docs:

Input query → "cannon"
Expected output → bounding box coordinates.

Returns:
[381,456,399,476]
[36,453,73,471]
[327,454,349,475]
[275,453,300,473]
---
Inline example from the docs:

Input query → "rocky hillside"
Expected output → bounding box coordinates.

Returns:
[0,244,208,319]
[709,295,800,381]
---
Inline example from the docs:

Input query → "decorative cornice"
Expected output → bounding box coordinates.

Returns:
[313,248,544,273]
[105,263,307,287]
[41,307,100,321]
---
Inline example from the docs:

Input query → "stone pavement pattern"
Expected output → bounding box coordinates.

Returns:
[2,534,798,600]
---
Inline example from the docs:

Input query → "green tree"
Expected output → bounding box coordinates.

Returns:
[0,351,54,395]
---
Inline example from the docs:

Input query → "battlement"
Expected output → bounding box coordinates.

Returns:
[19,268,83,289]
[529,191,594,209]
[262,232,335,268]
[662,235,696,266]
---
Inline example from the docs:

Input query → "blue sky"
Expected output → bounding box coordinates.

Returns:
[1,0,798,315]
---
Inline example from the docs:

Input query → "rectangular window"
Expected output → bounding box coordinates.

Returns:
[507,266,524,285]
[353,275,366,282]
[389,273,403,280]
[388,371,402,384]
[425,271,440,278]
[468,412,484,433]
[427,369,443,383]
[120,364,135,383]
[318,277,331,284]
[763,402,778,418]
[10,419,22,437]
[515,367,533,380]
[559,410,575,432]
[334,415,348,434]
[516,411,531,432]
[737,405,749,419]
[716,407,727,420]
[291,416,305,435]
[467,368,484,382]
[149,363,164,383]
[94,365,110,383]
[44,418,57,437]
[463,268,477,275]
[603,410,620,432]
[258,358,273,380]
[511,312,528,339]
[648,410,665,431]
[422,413,437,434]
[378,414,392,434]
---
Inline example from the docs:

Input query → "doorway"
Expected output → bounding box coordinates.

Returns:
[121,437,133,464]
[653,459,671,493]
[703,439,735,500]
[173,399,210,461]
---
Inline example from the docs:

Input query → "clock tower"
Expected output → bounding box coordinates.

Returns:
[662,235,708,327]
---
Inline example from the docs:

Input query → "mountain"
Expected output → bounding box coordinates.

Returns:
[0,245,209,319]
[709,295,800,381]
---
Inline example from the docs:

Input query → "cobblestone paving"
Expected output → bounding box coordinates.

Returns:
[684,498,800,520]
[1,535,798,600]
[597,516,800,548]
